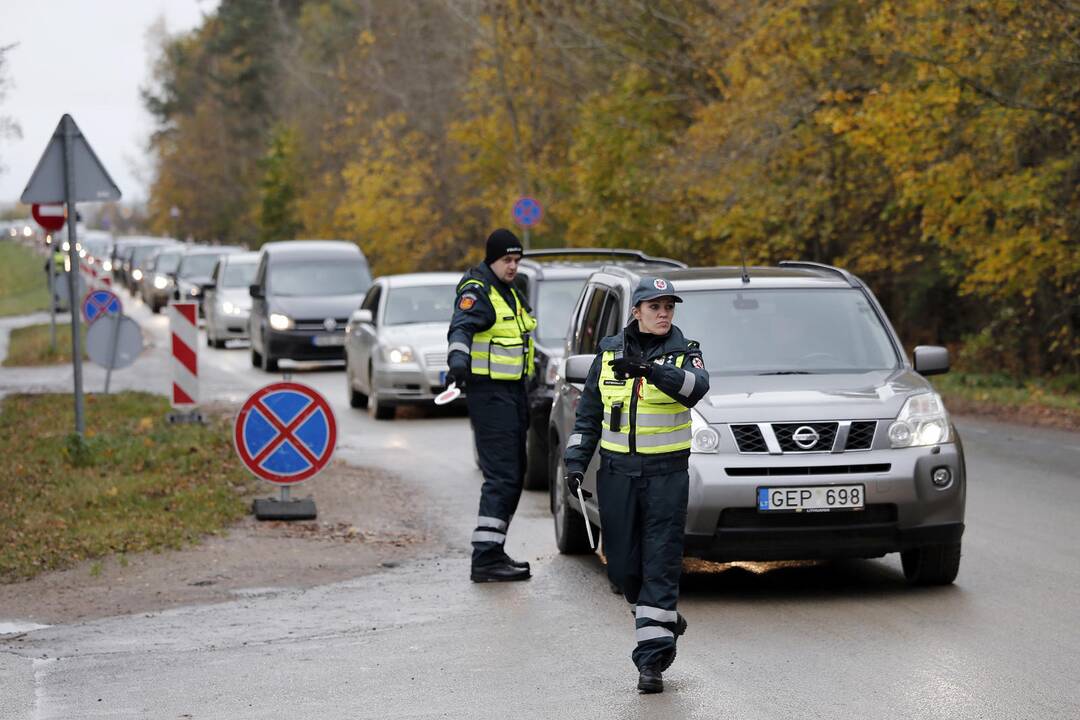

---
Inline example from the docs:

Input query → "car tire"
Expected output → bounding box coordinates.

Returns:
[150,302,161,315]
[368,392,395,420]
[251,346,262,368]
[901,542,961,586]
[347,367,368,409]
[550,438,593,555]
[523,423,548,491]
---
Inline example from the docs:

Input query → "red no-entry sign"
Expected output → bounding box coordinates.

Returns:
[32,203,66,232]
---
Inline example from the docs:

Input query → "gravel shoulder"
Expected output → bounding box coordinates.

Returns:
[0,460,437,624]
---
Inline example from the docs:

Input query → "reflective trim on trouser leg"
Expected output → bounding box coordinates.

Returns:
[636,605,678,623]
[471,530,506,544]
[477,515,507,531]
[635,626,675,642]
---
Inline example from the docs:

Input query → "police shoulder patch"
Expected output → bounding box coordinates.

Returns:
[458,293,478,311]
[691,356,704,370]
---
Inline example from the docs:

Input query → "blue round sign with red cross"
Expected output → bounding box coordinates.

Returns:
[512,196,543,228]
[81,289,121,324]
[234,382,337,485]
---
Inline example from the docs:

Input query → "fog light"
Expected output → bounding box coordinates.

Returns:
[931,467,952,487]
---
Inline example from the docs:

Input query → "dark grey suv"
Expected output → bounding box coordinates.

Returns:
[549,262,965,585]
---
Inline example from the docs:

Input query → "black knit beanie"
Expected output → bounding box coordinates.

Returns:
[484,228,524,265]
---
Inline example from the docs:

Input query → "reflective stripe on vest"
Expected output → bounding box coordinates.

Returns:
[464,279,537,380]
[598,350,692,454]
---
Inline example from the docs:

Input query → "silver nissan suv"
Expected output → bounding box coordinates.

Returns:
[548,262,965,585]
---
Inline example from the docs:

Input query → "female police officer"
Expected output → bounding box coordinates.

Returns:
[564,276,710,694]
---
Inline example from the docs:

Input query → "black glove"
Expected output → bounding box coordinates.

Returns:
[566,470,591,499]
[445,366,467,389]
[609,355,653,380]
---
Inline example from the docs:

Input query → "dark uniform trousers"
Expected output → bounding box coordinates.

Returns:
[468,379,529,568]
[597,451,689,671]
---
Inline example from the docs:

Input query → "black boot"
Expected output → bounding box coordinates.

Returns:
[470,561,531,583]
[637,665,663,694]
[498,551,530,572]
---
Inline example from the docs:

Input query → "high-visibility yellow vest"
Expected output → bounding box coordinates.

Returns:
[598,350,692,454]
[461,279,537,380]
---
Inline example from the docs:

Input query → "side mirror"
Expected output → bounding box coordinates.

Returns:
[249,284,263,299]
[564,354,594,384]
[913,345,949,376]
[350,308,373,325]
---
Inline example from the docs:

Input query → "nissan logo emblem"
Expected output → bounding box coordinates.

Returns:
[323,318,337,332]
[792,426,820,449]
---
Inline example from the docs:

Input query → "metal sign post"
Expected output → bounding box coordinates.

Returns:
[20,114,122,439]
[47,253,57,353]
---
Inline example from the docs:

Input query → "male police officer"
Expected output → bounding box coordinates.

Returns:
[564,276,710,693]
[446,229,537,582]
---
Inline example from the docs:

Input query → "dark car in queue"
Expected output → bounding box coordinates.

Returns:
[172,246,244,314]
[511,249,686,490]
[140,246,184,313]
[203,252,260,347]
[248,240,373,373]
[126,239,180,294]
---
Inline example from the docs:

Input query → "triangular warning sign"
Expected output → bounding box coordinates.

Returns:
[20,114,122,204]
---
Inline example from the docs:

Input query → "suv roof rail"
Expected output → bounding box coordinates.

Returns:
[522,247,686,268]
[778,260,860,287]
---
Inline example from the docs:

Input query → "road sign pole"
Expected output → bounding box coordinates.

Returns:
[48,254,57,353]
[62,117,85,437]
[524,226,531,251]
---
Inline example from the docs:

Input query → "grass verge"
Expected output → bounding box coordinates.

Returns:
[0,392,258,583]
[935,372,1080,431]
[0,240,51,317]
[3,322,87,367]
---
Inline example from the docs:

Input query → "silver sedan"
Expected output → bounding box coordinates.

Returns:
[345,272,460,420]
[203,252,259,347]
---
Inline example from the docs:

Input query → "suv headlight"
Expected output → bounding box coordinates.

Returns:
[131,268,143,281]
[153,275,169,290]
[381,345,414,364]
[269,312,293,331]
[889,392,950,448]
[690,409,720,453]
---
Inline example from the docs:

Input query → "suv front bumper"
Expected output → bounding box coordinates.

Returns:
[683,442,966,562]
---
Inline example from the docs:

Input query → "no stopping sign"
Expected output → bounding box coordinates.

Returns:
[234,382,337,484]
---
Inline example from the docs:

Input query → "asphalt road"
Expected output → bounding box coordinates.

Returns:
[2,291,1079,719]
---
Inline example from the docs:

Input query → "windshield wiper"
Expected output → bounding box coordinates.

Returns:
[758,370,813,375]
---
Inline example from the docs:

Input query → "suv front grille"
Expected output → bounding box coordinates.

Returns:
[294,318,348,332]
[424,351,447,368]
[773,422,838,452]
[731,424,768,454]
[719,504,897,529]
[845,421,877,451]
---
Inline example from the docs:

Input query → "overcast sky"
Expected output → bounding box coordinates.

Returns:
[0,0,218,205]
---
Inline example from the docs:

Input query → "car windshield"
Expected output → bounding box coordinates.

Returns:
[536,278,586,345]
[675,288,899,374]
[222,261,257,288]
[179,254,223,279]
[383,284,456,325]
[132,245,167,266]
[154,253,182,273]
[269,260,371,297]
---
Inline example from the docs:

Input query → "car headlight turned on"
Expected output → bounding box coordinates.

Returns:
[269,312,293,331]
[690,409,720,453]
[381,345,414,364]
[132,268,143,281]
[889,392,951,448]
[103,260,112,272]
[222,301,236,315]
[153,275,169,290]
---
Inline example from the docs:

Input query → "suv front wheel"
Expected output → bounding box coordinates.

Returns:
[901,542,961,585]
[550,435,593,555]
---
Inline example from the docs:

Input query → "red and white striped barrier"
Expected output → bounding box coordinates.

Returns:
[169,302,199,408]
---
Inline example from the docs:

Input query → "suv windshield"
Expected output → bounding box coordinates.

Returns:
[270,260,371,297]
[132,245,167,267]
[384,284,456,325]
[222,261,257,288]
[536,278,586,346]
[179,254,223,279]
[153,252,182,274]
[676,288,899,374]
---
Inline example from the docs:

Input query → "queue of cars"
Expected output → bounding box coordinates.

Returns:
[102,234,965,585]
